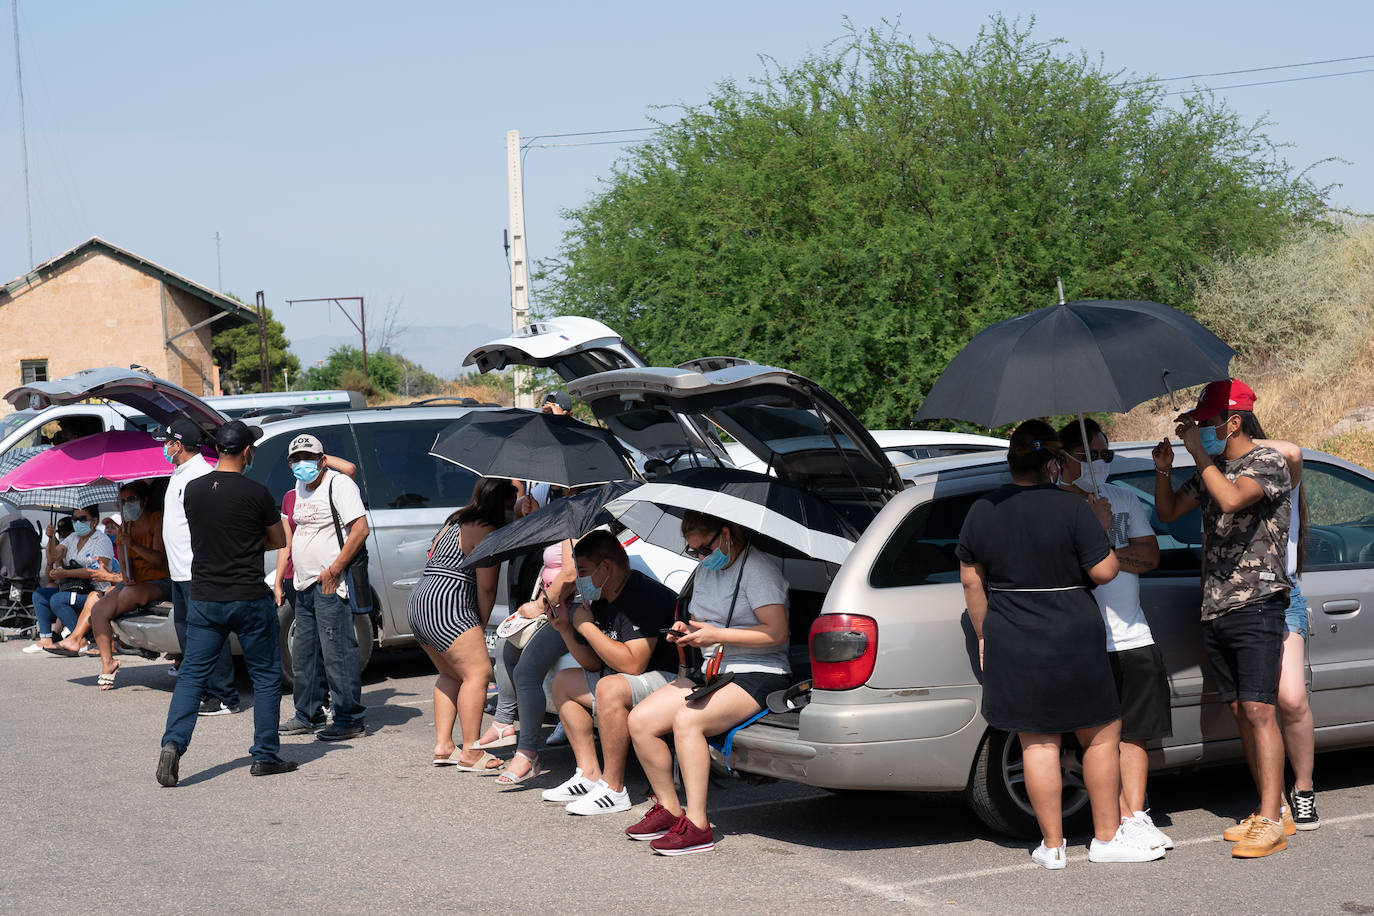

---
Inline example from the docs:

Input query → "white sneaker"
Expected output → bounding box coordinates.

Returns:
[566,781,630,816]
[1127,810,1174,850]
[1030,840,1067,870]
[1088,826,1167,863]
[541,768,596,803]
[21,642,47,654]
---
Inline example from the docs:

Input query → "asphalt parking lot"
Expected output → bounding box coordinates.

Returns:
[3,642,1372,915]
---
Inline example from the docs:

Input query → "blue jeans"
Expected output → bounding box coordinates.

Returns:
[161,596,283,763]
[32,587,82,638]
[500,623,569,754]
[172,580,237,706]
[292,583,365,727]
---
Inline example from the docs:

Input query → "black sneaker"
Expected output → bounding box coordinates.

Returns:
[279,718,321,735]
[250,758,299,777]
[198,697,240,717]
[317,721,366,742]
[156,742,181,787]
[1291,788,1320,830]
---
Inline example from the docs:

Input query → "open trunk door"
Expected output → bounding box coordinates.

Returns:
[5,367,226,440]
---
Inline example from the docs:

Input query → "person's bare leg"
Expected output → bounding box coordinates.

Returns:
[1241,701,1285,822]
[1076,721,1124,842]
[1277,632,1315,792]
[674,686,761,830]
[628,680,695,816]
[421,644,460,758]
[595,675,635,791]
[1119,739,1151,819]
[448,629,498,769]
[1019,733,1066,847]
[553,668,601,782]
[93,582,161,677]
[57,590,103,652]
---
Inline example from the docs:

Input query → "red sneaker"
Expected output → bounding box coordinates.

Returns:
[626,803,679,841]
[649,815,716,856]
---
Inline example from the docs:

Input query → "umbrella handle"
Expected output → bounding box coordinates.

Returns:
[1162,370,1177,411]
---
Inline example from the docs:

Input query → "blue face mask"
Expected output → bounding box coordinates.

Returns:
[576,567,604,603]
[291,460,322,483]
[1198,423,1229,456]
[162,442,177,464]
[73,520,92,537]
[700,546,731,571]
[121,500,143,522]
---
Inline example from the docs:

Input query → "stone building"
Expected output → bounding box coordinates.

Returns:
[0,237,255,396]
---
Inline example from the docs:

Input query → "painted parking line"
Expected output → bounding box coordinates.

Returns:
[896,810,1374,888]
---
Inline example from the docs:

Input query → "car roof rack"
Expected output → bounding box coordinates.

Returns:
[256,407,311,424]
[407,396,503,408]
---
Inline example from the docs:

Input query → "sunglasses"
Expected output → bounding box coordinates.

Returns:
[1064,449,1115,463]
[72,515,91,522]
[684,529,723,560]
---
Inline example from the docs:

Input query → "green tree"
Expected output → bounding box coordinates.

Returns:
[301,345,441,397]
[212,307,302,394]
[534,18,1333,428]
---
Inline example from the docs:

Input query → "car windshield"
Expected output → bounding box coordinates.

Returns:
[0,412,36,437]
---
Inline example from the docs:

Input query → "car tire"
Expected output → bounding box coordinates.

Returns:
[967,728,1092,840]
[277,600,375,692]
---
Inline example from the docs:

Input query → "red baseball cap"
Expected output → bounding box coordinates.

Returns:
[1185,379,1257,421]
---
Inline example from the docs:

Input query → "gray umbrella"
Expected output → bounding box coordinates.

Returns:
[2,483,120,512]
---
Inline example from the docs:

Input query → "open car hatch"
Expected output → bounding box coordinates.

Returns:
[5,367,225,438]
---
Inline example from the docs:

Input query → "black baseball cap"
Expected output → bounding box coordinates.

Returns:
[543,390,573,411]
[214,420,263,455]
[155,419,203,448]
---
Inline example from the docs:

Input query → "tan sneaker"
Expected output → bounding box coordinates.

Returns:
[1231,816,1288,858]
[1223,807,1296,841]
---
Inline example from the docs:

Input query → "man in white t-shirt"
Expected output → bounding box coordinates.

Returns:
[1059,419,1172,852]
[158,419,239,715]
[278,433,370,742]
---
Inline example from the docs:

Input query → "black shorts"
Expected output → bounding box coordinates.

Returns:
[696,671,790,709]
[1109,644,1173,741]
[1202,594,1286,705]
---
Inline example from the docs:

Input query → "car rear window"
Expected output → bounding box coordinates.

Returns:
[868,492,985,588]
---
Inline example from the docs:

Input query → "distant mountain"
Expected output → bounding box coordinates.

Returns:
[291,321,508,378]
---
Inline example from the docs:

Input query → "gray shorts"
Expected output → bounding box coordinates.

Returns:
[584,668,675,716]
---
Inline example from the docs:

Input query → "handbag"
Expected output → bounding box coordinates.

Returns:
[327,476,373,616]
[57,560,93,594]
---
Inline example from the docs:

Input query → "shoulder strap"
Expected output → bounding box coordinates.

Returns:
[327,474,346,550]
[722,546,750,629]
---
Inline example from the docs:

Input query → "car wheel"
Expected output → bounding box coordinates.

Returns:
[967,728,1091,839]
[277,601,375,692]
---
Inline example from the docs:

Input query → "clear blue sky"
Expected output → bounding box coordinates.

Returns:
[2,1,1371,374]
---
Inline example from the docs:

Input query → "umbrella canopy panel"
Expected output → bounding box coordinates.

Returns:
[915,300,1234,428]
[429,408,634,489]
[459,480,639,569]
[0,430,174,490]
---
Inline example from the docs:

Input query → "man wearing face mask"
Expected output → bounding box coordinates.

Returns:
[156,420,238,713]
[1153,379,1293,858]
[1058,419,1172,852]
[278,434,369,742]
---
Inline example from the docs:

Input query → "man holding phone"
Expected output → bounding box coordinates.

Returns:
[541,530,678,815]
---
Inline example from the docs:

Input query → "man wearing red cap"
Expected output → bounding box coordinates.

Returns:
[1152,379,1293,858]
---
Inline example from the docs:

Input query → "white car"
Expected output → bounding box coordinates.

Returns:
[726,429,1007,482]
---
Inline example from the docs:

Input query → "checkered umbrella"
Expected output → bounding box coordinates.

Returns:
[1,483,120,512]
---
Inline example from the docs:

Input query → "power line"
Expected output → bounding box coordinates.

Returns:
[1145,52,1374,84]
[524,138,646,150]
[1167,66,1374,96]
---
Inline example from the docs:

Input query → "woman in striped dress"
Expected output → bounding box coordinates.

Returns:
[407,478,516,770]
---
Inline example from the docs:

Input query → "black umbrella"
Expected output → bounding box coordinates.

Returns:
[914,299,1234,429]
[429,408,634,489]
[459,480,639,569]
[603,467,861,564]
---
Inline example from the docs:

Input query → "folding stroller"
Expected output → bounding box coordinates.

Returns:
[0,513,42,640]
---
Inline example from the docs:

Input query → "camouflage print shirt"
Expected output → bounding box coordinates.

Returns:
[1180,445,1292,620]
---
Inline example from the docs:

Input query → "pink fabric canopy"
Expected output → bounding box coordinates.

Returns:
[0,430,179,490]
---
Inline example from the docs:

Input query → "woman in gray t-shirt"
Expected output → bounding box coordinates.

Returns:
[625,511,791,856]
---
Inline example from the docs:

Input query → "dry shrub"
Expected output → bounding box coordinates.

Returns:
[1109,220,1374,456]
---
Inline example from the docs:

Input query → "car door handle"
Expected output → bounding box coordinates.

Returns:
[1322,599,1361,614]
[392,577,419,589]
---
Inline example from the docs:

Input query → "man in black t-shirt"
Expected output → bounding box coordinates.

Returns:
[540,530,678,816]
[157,421,293,788]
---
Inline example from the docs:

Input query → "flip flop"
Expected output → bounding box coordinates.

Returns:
[472,722,517,750]
[453,750,505,775]
[494,751,540,786]
[97,660,121,691]
[42,646,80,657]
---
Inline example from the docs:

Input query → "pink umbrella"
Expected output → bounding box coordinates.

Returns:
[0,430,178,490]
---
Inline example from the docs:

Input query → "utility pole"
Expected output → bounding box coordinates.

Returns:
[283,368,289,391]
[506,129,534,408]
[255,291,271,393]
[286,296,368,378]
[214,231,222,290]
[11,0,33,267]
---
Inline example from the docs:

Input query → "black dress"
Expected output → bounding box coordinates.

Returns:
[956,484,1120,734]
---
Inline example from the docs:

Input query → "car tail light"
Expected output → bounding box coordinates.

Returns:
[809,614,878,690]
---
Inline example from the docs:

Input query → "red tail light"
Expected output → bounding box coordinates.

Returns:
[809,614,878,690]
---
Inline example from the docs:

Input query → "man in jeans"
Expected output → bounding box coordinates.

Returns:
[158,419,238,715]
[1154,379,1292,858]
[156,420,294,786]
[279,434,369,741]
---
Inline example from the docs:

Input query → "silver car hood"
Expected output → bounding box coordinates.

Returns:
[5,367,225,437]
[568,365,903,500]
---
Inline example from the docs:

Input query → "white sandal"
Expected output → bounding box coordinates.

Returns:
[472,722,517,750]
[495,750,539,785]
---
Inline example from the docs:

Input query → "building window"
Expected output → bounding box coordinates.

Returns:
[20,359,48,384]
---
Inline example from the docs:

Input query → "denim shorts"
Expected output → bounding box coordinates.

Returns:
[1202,593,1286,705]
[1285,581,1309,640]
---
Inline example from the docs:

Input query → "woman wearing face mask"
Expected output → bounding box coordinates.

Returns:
[958,420,1164,869]
[625,510,791,856]
[406,477,517,771]
[58,480,172,688]
[27,506,114,655]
